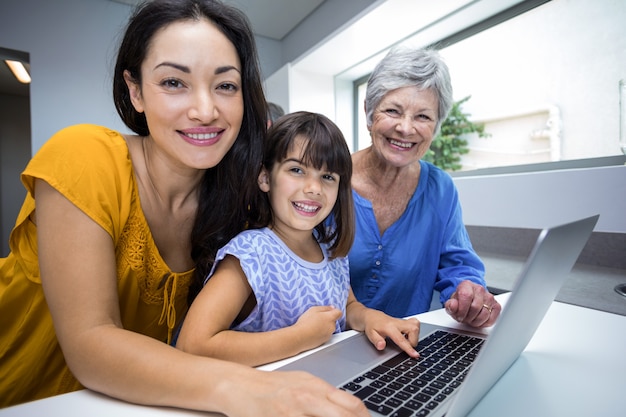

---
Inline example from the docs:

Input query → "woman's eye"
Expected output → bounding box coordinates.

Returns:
[385,108,400,116]
[161,78,183,89]
[218,82,239,93]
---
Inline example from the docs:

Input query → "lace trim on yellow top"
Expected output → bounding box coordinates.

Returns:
[116,194,193,344]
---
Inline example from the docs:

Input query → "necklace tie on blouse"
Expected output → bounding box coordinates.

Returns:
[159,273,178,344]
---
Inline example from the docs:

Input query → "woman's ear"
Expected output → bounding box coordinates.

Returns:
[124,70,144,113]
[258,167,270,192]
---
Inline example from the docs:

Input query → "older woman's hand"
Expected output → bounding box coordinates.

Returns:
[444,280,501,327]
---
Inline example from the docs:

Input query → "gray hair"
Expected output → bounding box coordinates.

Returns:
[364,47,453,135]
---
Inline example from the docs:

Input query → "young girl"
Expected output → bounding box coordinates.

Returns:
[176,111,420,366]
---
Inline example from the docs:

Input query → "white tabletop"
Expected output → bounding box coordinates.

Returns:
[2,294,625,417]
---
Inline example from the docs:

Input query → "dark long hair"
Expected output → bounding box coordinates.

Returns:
[255,111,355,258]
[112,0,267,304]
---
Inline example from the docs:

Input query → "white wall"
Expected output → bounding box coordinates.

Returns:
[0,0,133,255]
[454,165,626,234]
[263,63,290,111]
[0,0,133,153]
[254,35,283,80]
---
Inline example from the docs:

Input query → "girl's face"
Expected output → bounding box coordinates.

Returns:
[368,85,439,168]
[125,18,243,171]
[259,136,340,239]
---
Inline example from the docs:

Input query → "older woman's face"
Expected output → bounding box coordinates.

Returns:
[368,86,438,168]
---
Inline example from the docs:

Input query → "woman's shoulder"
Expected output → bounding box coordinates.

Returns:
[417,161,459,209]
[420,159,446,176]
[46,124,128,153]
[22,124,137,242]
[32,124,131,170]
[25,124,133,190]
[421,160,454,187]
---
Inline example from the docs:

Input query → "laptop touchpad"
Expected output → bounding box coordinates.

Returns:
[277,333,401,386]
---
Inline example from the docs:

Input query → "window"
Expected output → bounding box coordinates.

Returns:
[354,0,626,171]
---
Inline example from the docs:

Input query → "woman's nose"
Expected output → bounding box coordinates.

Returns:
[188,90,218,122]
[395,114,416,134]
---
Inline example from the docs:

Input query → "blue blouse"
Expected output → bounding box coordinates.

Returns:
[349,161,486,318]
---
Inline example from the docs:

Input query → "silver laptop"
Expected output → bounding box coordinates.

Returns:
[276,214,599,417]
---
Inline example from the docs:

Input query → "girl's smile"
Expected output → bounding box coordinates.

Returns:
[259,136,339,241]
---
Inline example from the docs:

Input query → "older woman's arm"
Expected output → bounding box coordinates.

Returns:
[433,193,501,327]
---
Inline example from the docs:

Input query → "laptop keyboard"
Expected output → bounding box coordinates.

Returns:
[341,330,485,416]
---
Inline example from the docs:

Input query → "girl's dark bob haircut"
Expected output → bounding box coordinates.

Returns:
[259,111,355,258]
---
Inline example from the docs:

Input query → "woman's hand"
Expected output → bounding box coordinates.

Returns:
[224,368,370,417]
[234,371,369,417]
[444,280,501,327]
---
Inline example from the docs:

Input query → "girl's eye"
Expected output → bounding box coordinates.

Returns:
[323,173,338,182]
[289,166,304,174]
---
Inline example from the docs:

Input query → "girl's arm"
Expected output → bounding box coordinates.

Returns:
[345,288,421,357]
[176,255,342,366]
[36,179,367,417]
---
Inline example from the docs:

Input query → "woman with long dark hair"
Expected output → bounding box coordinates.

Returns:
[0,1,368,415]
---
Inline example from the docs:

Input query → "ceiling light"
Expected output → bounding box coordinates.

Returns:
[5,60,31,84]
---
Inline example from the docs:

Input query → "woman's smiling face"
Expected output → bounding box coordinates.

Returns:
[368,86,439,168]
[126,18,243,171]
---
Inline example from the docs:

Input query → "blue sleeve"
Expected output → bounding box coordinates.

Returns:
[432,176,486,304]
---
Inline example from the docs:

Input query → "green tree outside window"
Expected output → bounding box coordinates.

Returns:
[425,96,489,171]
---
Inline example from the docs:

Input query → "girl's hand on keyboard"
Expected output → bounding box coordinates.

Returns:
[346,287,420,357]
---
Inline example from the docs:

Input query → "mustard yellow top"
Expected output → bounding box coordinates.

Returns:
[0,124,194,407]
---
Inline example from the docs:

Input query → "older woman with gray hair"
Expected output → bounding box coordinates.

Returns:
[349,47,501,328]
